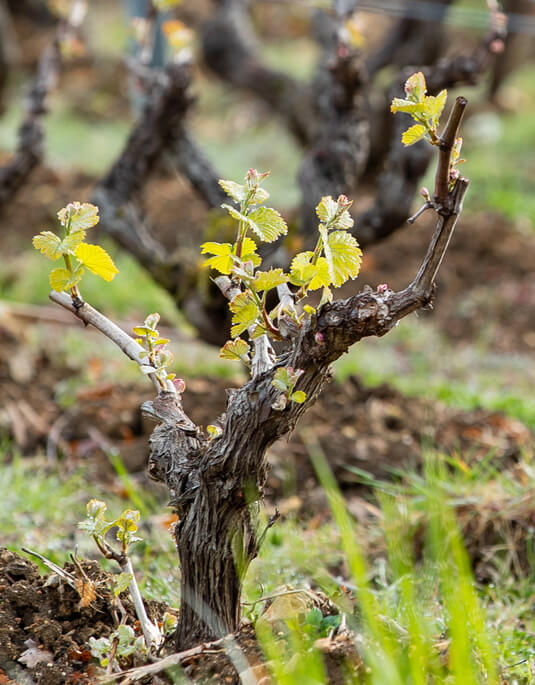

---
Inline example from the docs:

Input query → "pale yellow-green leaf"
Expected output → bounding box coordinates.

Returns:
[423,90,447,126]
[241,237,262,267]
[246,207,288,243]
[222,204,247,223]
[451,136,463,165]
[249,324,266,339]
[326,230,363,287]
[308,257,331,290]
[207,424,222,438]
[390,98,426,115]
[404,72,426,102]
[58,202,99,231]
[334,209,354,231]
[319,286,333,307]
[49,266,83,292]
[316,196,339,224]
[401,124,427,147]
[249,187,269,205]
[252,268,288,292]
[291,390,307,404]
[289,251,316,287]
[61,230,86,253]
[229,290,260,337]
[219,338,251,361]
[315,196,354,231]
[219,180,247,203]
[272,367,291,391]
[289,252,330,290]
[32,231,63,260]
[74,243,119,282]
[200,242,233,274]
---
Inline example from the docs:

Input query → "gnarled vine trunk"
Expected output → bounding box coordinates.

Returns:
[51,98,468,652]
[142,153,468,645]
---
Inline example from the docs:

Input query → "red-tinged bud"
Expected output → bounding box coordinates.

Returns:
[173,378,186,394]
[450,169,460,181]
[377,283,388,294]
[315,332,325,344]
[336,194,352,209]
[490,39,505,54]
[420,187,431,202]
[337,44,349,59]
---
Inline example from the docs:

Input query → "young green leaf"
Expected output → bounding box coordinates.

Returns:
[291,390,307,404]
[200,242,233,274]
[132,326,153,336]
[239,237,262,268]
[390,99,426,115]
[272,367,291,392]
[74,243,119,282]
[252,268,288,292]
[144,312,160,329]
[289,251,317,287]
[404,71,426,102]
[61,230,86,253]
[219,179,247,203]
[219,338,251,362]
[316,195,354,231]
[307,258,331,290]
[451,137,463,166]
[207,424,223,438]
[112,572,133,597]
[325,230,363,287]
[49,266,84,292]
[229,290,260,337]
[245,207,288,243]
[401,124,427,146]
[57,202,99,231]
[316,196,340,224]
[423,90,447,126]
[87,499,107,518]
[32,231,63,260]
[289,252,331,290]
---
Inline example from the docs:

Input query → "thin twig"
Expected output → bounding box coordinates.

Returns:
[89,531,161,649]
[256,509,280,551]
[21,547,77,586]
[101,637,228,683]
[407,201,432,224]
[121,555,162,649]
[242,586,311,609]
[49,290,162,393]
